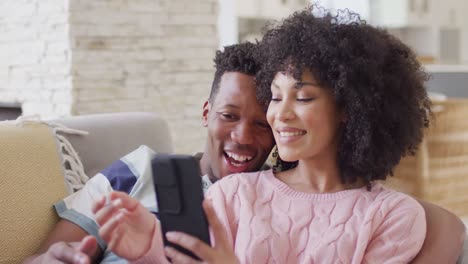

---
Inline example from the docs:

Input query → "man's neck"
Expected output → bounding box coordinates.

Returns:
[198,152,218,183]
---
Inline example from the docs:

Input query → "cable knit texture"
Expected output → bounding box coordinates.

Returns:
[133,169,426,264]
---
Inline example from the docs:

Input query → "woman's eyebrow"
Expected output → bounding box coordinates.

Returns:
[295,81,318,89]
[272,81,318,89]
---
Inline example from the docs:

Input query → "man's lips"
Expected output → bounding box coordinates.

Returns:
[224,151,253,162]
[222,150,256,173]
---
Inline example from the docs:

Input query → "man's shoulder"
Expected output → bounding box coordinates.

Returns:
[260,162,272,170]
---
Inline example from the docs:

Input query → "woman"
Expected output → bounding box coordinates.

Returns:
[93,7,431,263]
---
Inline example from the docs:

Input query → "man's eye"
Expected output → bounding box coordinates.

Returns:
[256,121,270,129]
[218,112,236,120]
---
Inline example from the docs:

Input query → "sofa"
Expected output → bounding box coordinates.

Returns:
[0,112,173,263]
[0,112,466,263]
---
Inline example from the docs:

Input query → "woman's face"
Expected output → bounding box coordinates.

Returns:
[267,69,344,162]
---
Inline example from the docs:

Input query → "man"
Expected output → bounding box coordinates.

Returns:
[23,42,466,263]
[22,42,275,264]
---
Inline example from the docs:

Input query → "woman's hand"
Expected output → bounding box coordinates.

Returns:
[164,200,238,264]
[92,191,156,260]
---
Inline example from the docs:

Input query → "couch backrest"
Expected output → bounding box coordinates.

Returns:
[55,112,174,178]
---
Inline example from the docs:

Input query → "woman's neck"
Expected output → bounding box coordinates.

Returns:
[276,155,363,194]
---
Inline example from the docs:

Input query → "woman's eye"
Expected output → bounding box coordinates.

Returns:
[271,98,281,102]
[297,98,314,102]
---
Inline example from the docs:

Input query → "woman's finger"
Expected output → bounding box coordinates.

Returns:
[91,195,107,214]
[92,192,139,216]
[203,200,230,249]
[106,227,124,252]
[94,198,123,226]
[164,246,200,264]
[98,211,125,243]
[109,191,140,211]
[166,231,214,261]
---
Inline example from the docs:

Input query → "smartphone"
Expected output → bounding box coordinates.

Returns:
[151,154,210,260]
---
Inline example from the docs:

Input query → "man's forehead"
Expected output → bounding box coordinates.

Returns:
[215,72,254,95]
[219,72,255,87]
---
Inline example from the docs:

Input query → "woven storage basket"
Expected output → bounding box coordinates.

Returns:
[387,98,468,218]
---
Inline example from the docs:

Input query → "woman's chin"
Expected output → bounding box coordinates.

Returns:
[278,152,300,162]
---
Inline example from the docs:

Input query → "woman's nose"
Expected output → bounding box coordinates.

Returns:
[275,101,295,121]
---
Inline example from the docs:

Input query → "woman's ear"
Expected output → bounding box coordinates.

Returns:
[340,110,348,123]
[341,111,348,123]
[202,101,210,127]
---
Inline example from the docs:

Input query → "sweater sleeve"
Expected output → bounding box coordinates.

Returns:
[362,195,427,264]
[204,178,236,249]
[130,217,171,264]
[130,176,237,264]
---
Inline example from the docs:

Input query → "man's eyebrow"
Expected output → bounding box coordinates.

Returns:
[222,104,239,109]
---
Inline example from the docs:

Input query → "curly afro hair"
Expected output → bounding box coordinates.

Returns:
[209,42,269,109]
[259,6,432,186]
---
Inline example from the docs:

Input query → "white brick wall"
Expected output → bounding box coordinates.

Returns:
[0,0,219,154]
[0,0,73,119]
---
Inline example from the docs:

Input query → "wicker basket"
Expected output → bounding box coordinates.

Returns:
[387,98,468,218]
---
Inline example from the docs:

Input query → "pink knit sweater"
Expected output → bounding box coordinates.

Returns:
[133,170,426,264]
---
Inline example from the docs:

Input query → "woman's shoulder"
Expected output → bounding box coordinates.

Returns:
[365,184,426,234]
[372,184,424,213]
[218,169,271,186]
[208,170,273,196]
[362,184,427,260]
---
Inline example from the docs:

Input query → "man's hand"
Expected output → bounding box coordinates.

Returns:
[32,236,97,264]
[92,191,156,260]
[164,200,239,264]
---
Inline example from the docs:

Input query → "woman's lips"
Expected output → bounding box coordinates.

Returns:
[276,127,306,144]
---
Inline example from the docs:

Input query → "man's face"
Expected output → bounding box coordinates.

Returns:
[201,72,274,181]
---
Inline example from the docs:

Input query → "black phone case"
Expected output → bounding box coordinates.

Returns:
[151,154,210,260]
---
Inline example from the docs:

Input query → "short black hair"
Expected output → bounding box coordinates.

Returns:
[259,6,432,186]
[209,42,269,109]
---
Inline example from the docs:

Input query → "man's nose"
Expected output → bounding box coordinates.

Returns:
[231,122,255,145]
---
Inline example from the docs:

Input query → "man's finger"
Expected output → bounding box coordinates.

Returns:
[164,246,200,264]
[49,241,89,264]
[79,235,98,257]
[203,200,230,249]
[166,232,214,261]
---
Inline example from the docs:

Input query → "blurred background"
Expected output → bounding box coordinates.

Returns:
[1,0,467,151]
[0,1,467,218]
